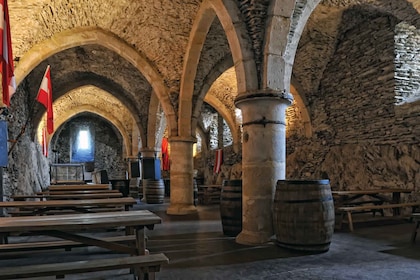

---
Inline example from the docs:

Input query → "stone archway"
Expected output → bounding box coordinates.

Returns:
[14,26,177,135]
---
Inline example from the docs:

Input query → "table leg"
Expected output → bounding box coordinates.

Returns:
[411,220,419,243]
[392,192,401,215]
[134,226,153,280]
[135,227,146,255]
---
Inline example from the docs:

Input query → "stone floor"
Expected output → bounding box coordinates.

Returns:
[1,200,420,279]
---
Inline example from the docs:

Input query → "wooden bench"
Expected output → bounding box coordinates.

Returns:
[0,235,135,252]
[0,253,169,280]
[336,202,420,232]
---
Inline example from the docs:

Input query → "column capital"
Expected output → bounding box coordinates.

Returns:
[138,148,159,158]
[235,89,293,106]
[168,136,196,144]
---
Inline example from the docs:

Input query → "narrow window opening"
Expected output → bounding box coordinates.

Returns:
[71,127,94,162]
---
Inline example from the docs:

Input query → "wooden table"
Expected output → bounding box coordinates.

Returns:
[48,184,110,191]
[332,189,412,209]
[0,210,161,255]
[0,197,136,216]
[333,189,415,231]
[11,192,123,201]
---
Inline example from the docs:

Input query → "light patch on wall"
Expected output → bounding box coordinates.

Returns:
[71,126,94,162]
[77,129,90,150]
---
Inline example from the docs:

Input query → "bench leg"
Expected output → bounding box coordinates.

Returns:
[0,233,9,244]
[134,269,155,280]
[346,211,354,232]
[334,212,343,230]
[411,220,419,243]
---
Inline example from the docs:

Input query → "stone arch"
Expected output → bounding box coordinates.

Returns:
[179,0,257,137]
[195,124,209,154]
[147,91,167,152]
[14,26,177,136]
[290,84,312,137]
[264,0,321,91]
[39,104,132,158]
[193,56,242,152]
[204,95,240,151]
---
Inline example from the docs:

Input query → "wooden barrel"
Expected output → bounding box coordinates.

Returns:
[193,179,198,206]
[143,179,165,204]
[273,179,335,252]
[220,179,242,237]
[138,179,143,200]
[110,179,130,197]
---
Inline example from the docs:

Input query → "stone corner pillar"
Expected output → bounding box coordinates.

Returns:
[234,90,293,245]
[166,136,198,215]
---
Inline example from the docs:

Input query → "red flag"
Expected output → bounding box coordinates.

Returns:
[213,149,223,174]
[36,65,54,134]
[0,0,15,107]
[161,137,170,171]
[41,127,48,157]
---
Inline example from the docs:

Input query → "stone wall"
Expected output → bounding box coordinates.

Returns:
[52,114,127,180]
[194,104,241,184]
[286,14,420,192]
[395,22,420,105]
[3,83,49,196]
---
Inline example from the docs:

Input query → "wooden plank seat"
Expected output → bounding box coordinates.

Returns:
[0,235,135,252]
[0,253,169,280]
[48,184,110,191]
[7,206,125,216]
[11,192,123,201]
[39,189,120,195]
[0,197,136,217]
[336,202,420,232]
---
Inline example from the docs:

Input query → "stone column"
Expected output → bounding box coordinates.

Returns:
[166,136,198,215]
[234,90,293,245]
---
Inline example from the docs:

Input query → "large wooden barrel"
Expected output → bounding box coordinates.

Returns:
[220,179,242,237]
[143,179,165,204]
[273,179,335,252]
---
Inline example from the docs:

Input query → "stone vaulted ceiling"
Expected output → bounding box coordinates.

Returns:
[6,0,420,150]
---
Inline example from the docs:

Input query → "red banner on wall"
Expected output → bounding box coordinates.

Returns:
[161,137,170,171]
[213,149,223,174]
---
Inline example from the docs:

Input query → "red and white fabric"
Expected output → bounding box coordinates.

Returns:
[213,149,223,174]
[1,0,16,107]
[36,65,54,134]
[161,137,170,171]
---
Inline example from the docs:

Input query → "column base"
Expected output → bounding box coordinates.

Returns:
[166,203,198,215]
[235,229,272,245]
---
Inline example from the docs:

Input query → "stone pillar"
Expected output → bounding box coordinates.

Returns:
[234,90,293,245]
[166,136,198,215]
